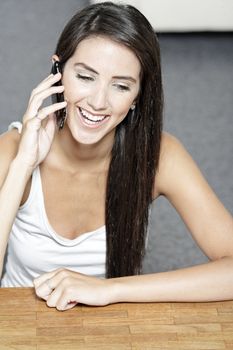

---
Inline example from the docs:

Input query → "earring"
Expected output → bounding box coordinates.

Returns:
[130,104,136,111]
[59,108,67,130]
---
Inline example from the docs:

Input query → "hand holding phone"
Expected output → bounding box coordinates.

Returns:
[19,72,66,169]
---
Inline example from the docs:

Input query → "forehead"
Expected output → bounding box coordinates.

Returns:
[70,35,141,79]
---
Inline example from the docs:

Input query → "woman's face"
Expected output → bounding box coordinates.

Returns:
[61,35,141,145]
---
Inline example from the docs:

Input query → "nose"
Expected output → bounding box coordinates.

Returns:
[87,85,109,111]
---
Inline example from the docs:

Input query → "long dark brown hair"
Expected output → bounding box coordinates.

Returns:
[55,2,163,278]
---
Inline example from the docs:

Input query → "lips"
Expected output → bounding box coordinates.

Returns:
[78,107,110,128]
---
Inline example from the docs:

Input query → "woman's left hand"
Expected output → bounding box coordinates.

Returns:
[33,268,113,311]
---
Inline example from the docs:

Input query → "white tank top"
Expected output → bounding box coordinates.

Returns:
[1,123,106,287]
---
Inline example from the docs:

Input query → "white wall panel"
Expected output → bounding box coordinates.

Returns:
[92,0,233,31]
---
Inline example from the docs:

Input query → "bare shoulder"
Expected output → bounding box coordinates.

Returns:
[154,132,190,197]
[0,128,21,159]
[0,129,21,187]
[155,131,217,198]
[159,131,187,164]
[154,132,233,261]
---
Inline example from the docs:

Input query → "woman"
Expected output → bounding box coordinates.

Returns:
[0,2,232,310]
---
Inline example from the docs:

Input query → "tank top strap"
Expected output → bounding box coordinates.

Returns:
[18,166,42,211]
[8,121,23,134]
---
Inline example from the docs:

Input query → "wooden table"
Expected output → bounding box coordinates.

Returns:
[0,288,233,350]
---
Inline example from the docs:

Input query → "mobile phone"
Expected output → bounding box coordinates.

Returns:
[51,61,66,124]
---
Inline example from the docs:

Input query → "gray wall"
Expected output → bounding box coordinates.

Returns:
[0,0,88,130]
[144,33,233,273]
[0,1,232,273]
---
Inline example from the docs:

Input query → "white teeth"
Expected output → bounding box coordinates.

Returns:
[80,108,107,122]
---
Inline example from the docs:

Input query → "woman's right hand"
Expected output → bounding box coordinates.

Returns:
[16,73,67,170]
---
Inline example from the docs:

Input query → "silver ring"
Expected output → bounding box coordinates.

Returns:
[45,279,53,291]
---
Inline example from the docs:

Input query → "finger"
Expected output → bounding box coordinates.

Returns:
[29,73,62,103]
[61,303,78,311]
[35,271,73,301]
[32,73,61,94]
[34,268,63,289]
[56,295,78,311]
[34,278,56,300]
[33,74,54,89]
[22,102,66,131]
[34,269,77,298]
[41,73,54,83]
[44,113,56,136]
[46,284,64,308]
[56,285,79,311]
[24,87,65,123]
[36,101,67,122]
[34,84,64,106]
[47,284,78,311]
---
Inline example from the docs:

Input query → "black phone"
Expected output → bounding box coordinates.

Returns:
[51,61,66,125]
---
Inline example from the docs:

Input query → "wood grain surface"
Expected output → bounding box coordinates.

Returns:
[0,288,233,349]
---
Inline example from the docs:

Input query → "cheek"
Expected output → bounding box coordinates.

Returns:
[113,97,134,115]
[110,89,139,115]
[63,78,92,103]
[62,74,77,100]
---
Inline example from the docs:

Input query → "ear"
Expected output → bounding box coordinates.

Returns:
[51,54,59,63]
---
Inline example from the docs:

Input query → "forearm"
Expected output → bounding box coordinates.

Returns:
[0,157,32,276]
[109,257,233,303]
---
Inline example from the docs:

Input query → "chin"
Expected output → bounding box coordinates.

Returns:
[69,127,105,146]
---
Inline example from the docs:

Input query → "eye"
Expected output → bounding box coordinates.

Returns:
[114,84,130,92]
[76,73,94,81]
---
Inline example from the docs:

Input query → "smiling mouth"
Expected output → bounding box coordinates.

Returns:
[78,107,110,125]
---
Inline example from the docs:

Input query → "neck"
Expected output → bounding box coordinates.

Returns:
[51,125,114,173]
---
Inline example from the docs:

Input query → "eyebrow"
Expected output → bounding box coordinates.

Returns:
[74,62,137,83]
